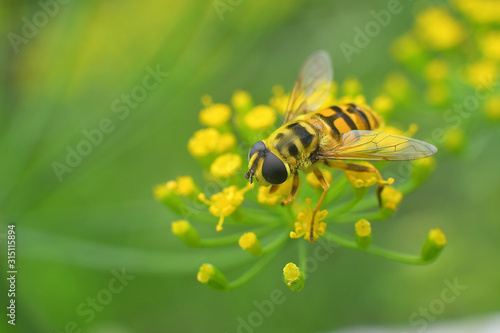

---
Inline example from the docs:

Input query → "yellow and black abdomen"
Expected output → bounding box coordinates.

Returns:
[311,103,383,141]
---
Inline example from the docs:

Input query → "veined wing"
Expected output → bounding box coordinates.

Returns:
[321,130,437,161]
[283,50,333,124]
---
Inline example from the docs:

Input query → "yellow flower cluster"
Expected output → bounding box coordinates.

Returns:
[453,0,500,24]
[187,128,236,157]
[198,183,254,231]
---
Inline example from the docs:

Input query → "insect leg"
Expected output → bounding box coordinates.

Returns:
[309,167,330,242]
[269,185,280,194]
[323,160,391,207]
[281,172,300,206]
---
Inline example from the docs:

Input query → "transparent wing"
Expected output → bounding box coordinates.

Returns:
[283,50,333,124]
[321,130,438,161]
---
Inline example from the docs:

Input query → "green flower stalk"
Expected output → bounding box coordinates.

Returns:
[155,82,445,291]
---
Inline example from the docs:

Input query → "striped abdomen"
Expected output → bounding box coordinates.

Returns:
[309,104,383,142]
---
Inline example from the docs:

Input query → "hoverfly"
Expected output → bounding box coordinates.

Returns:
[245,50,437,242]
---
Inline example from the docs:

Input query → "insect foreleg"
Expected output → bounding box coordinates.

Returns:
[309,167,330,242]
[281,172,300,206]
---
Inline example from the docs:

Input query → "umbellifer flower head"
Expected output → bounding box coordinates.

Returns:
[156,79,444,291]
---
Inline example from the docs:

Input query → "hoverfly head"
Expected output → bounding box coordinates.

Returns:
[246,141,288,186]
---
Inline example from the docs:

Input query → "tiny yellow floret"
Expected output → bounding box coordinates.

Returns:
[244,105,277,130]
[355,219,371,237]
[210,153,242,178]
[421,228,447,261]
[283,262,305,291]
[171,220,201,247]
[238,232,263,256]
[197,263,228,290]
[187,128,220,157]
[290,198,328,242]
[355,219,372,249]
[381,186,403,211]
[199,183,254,231]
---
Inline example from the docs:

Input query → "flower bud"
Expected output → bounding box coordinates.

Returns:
[355,219,372,249]
[238,232,263,256]
[197,264,228,290]
[380,186,403,212]
[421,228,447,261]
[171,220,201,247]
[283,263,305,292]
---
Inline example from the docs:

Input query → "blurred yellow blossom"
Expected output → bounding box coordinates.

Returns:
[187,128,235,157]
[244,105,277,130]
[269,85,288,115]
[444,127,465,153]
[199,103,231,127]
[465,60,498,88]
[372,94,394,114]
[485,95,500,121]
[415,7,465,50]
[210,153,242,178]
[391,33,424,63]
[231,90,252,111]
[479,32,500,61]
[342,77,362,96]
[453,0,500,24]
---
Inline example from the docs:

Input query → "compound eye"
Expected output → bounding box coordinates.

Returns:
[248,141,266,160]
[262,152,288,184]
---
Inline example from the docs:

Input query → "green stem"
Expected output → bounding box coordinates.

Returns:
[228,231,288,289]
[329,209,392,224]
[327,187,367,216]
[323,230,431,265]
[298,240,307,278]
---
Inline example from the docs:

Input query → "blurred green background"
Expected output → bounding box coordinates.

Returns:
[1,0,500,332]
